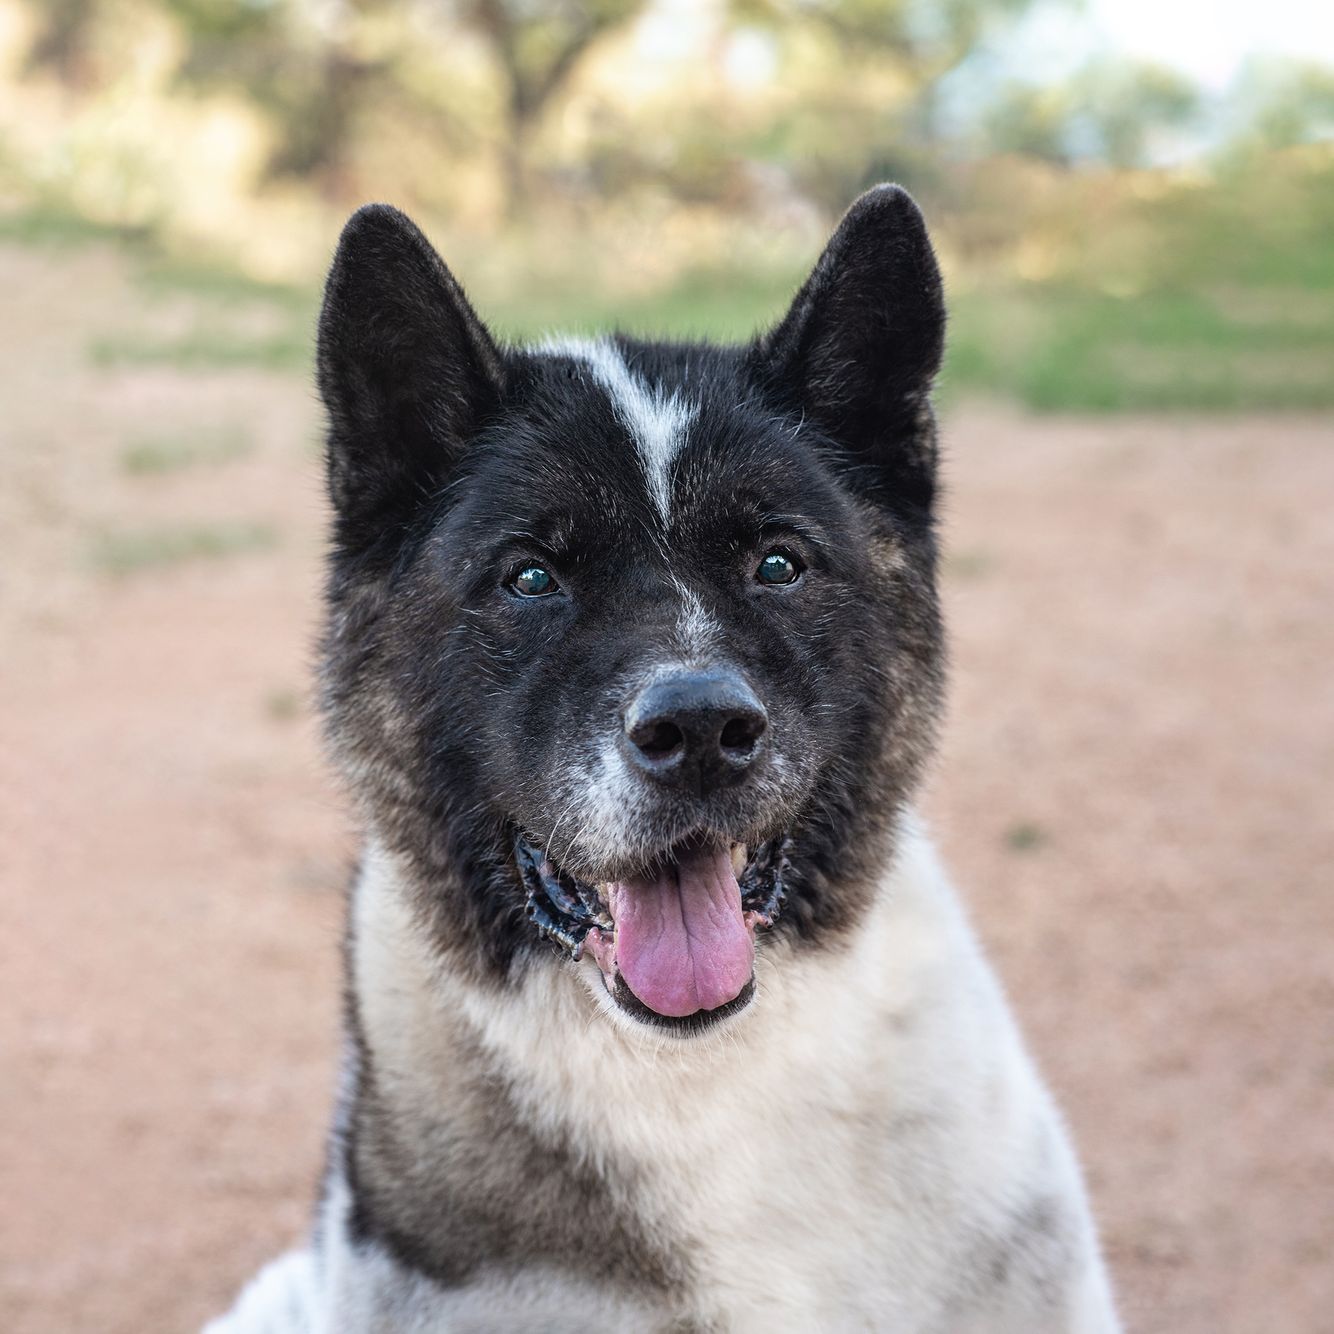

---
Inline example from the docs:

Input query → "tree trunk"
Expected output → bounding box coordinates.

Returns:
[501,104,530,217]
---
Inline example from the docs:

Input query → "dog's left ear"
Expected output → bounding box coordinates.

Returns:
[749,185,945,514]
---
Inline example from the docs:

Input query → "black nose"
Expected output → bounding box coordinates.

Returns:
[623,669,768,794]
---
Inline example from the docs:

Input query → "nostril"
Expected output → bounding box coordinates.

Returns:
[623,670,767,787]
[630,718,685,761]
[719,712,766,756]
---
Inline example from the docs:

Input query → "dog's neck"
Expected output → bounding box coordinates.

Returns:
[333,822,1059,1320]
[347,817,960,1141]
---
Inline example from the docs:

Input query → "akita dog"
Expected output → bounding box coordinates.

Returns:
[209,187,1119,1332]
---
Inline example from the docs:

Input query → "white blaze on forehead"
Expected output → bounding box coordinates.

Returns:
[541,336,694,521]
[670,577,719,658]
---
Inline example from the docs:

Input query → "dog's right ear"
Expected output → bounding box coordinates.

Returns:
[317,204,504,552]
[749,185,944,516]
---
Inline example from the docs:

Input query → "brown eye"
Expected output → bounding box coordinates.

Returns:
[756,551,801,586]
[512,565,559,597]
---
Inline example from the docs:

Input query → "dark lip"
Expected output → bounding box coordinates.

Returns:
[609,976,757,1033]
[513,833,791,964]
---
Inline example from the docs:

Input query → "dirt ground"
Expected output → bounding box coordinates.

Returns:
[2,242,1331,1334]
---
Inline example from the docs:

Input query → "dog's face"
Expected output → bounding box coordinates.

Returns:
[318,188,946,1033]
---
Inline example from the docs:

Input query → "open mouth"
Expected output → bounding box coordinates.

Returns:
[514,835,789,1030]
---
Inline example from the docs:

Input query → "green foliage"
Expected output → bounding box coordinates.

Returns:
[1077,60,1200,168]
[983,85,1073,164]
[9,0,1331,413]
[981,60,1200,168]
[62,149,1333,413]
[747,0,1044,72]
[455,0,649,209]
[1226,58,1334,152]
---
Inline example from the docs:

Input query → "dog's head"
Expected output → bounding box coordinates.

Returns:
[318,187,946,1034]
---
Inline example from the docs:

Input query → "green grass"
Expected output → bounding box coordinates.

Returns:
[84,261,791,375]
[946,283,1334,412]
[62,236,321,373]
[0,201,154,248]
[88,326,312,372]
[945,156,1334,412]
[119,428,252,475]
[43,151,1334,410]
[90,522,276,576]
[484,264,802,344]
[263,687,302,721]
[1004,821,1048,853]
[942,547,996,580]
[82,256,1334,410]
[483,249,1334,413]
[132,255,313,311]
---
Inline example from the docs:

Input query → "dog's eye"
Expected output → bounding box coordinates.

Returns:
[756,551,802,586]
[511,565,559,597]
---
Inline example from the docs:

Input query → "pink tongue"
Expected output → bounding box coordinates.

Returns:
[609,846,754,1018]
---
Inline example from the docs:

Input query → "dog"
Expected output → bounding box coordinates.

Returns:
[207,186,1120,1332]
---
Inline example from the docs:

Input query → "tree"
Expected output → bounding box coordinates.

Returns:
[165,0,402,194]
[26,0,102,89]
[453,0,647,211]
[1226,57,1334,152]
[984,83,1074,165]
[979,61,1201,169]
[738,0,1051,145]
[1072,60,1199,168]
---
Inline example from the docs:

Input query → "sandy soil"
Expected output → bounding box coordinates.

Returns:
[2,244,1331,1333]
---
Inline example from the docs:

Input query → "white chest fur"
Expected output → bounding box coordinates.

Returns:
[339,821,1118,1334]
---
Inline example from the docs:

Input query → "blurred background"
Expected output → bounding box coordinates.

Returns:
[1,0,1331,1331]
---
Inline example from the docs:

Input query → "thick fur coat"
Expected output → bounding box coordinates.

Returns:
[208,187,1119,1333]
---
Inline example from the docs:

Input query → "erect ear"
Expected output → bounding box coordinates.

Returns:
[749,185,945,515]
[317,204,504,551]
